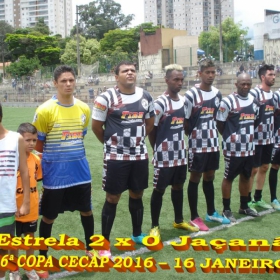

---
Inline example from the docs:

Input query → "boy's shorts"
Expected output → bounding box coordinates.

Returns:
[0,213,15,235]
[15,220,38,236]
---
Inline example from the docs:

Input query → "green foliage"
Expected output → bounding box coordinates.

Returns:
[0,20,14,36]
[6,56,41,78]
[76,0,134,40]
[32,18,51,35]
[199,18,249,62]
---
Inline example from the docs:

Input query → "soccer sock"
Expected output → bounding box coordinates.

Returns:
[171,188,184,224]
[240,196,248,210]
[129,197,144,237]
[188,181,199,220]
[101,200,117,242]
[150,189,164,227]
[39,219,53,257]
[254,190,262,202]
[80,214,94,251]
[248,192,252,203]
[269,167,278,202]
[203,180,215,216]
[223,198,231,211]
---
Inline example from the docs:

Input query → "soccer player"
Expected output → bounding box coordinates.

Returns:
[92,61,155,258]
[216,73,260,222]
[184,59,230,231]
[10,123,42,280]
[268,87,280,210]
[148,64,199,239]
[32,65,98,279]
[248,64,276,211]
[0,103,30,280]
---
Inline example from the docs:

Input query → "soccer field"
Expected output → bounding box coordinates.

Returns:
[2,106,280,280]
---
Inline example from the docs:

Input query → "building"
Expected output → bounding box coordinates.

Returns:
[144,0,234,36]
[0,0,73,38]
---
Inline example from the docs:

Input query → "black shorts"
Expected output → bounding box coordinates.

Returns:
[271,147,280,165]
[153,165,187,190]
[16,220,37,236]
[253,144,273,167]
[224,156,254,181]
[102,159,149,194]
[41,183,92,220]
[0,213,15,236]
[188,151,220,173]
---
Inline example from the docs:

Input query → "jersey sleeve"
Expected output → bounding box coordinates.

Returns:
[154,101,164,126]
[145,95,155,119]
[184,91,193,119]
[216,98,230,122]
[92,95,109,122]
[32,108,48,141]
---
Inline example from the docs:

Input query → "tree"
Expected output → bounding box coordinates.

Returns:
[32,18,51,35]
[199,18,248,62]
[75,0,134,40]
[6,56,41,79]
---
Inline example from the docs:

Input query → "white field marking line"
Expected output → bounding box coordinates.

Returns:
[48,208,275,279]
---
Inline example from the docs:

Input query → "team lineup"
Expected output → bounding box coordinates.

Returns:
[0,60,279,280]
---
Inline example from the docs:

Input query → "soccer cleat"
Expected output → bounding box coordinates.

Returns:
[149,226,161,239]
[239,208,260,217]
[35,270,49,280]
[9,270,21,280]
[253,199,273,209]
[173,221,199,232]
[131,233,147,244]
[85,249,100,259]
[99,249,112,258]
[271,199,280,210]
[190,217,209,231]
[24,269,39,280]
[205,211,230,224]
[222,210,237,223]
[247,201,258,213]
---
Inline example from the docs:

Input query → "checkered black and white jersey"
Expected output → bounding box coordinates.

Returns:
[185,86,222,153]
[152,93,187,168]
[216,93,259,157]
[250,87,275,145]
[92,87,155,161]
[273,90,280,148]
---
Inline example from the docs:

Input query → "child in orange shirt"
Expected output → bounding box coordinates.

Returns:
[10,123,42,280]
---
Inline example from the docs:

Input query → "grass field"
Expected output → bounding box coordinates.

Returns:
[2,106,280,280]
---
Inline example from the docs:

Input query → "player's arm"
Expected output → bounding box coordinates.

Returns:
[92,119,105,144]
[148,125,157,148]
[35,139,44,153]
[17,135,30,216]
[145,116,155,136]
[216,120,225,135]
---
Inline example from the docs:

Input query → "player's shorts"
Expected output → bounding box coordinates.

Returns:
[16,220,37,236]
[271,147,280,165]
[253,144,273,167]
[153,165,187,190]
[102,159,149,194]
[41,183,92,220]
[0,213,15,236]
[224,155,254,181]
[188,151,220,173]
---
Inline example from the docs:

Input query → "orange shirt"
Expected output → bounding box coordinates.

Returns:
[16,153,42,222]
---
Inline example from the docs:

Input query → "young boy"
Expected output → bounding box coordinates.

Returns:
[0,105,30,280]
[10,123,42,280]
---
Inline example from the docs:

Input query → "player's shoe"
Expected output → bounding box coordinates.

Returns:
[131,233,147,244]
[222,210,236,223]
[99,249,112,258]
[239,208,260,217]
[247,201,258,213]
[24,269,39,280]
[173,221,199,232]
[271,199,280,210]
[149,226,161,239]
[253,199,273,209]
[35,270,49,279]
[190,217,209,231]
[205,211,230,224]
[9,269,21,280]
[85,249,100,259]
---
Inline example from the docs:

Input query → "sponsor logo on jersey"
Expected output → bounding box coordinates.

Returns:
[239,113,255,120]
[61,131,83,140]
[219,107,226,113]
[142,99,148,110]
[201,107,214,115]
[94,101,106,111]
[171,117,184,125]
[265,105,274,111]
[121,111,144,119]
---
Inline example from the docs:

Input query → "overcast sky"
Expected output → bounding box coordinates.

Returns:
[72,0,279,32]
